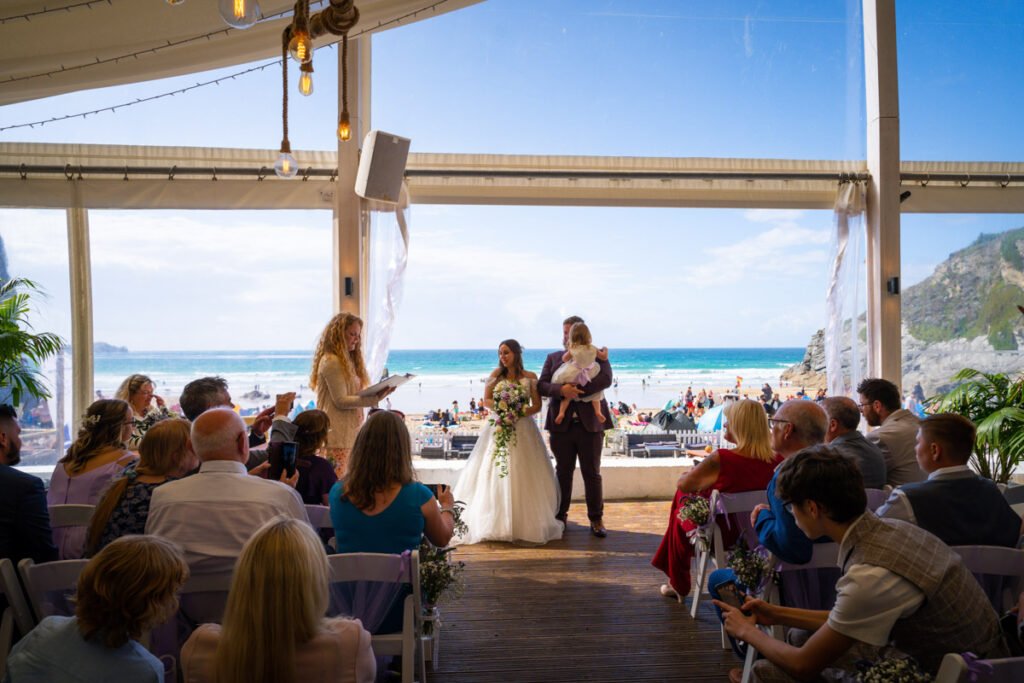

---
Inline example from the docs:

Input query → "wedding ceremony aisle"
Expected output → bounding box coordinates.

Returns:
[428,500,736,682]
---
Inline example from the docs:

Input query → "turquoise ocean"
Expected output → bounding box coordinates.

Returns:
[93,348,804,414]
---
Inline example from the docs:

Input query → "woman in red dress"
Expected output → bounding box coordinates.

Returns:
[652,399,781,601]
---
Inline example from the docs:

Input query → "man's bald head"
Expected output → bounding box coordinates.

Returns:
[772,399,827,457]
[191,407,247,463]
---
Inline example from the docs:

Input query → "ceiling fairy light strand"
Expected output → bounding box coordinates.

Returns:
[2,1,333,85]
[0,1,449,134]
[0,0,113,25]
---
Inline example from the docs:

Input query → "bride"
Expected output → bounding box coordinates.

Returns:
[453,339,564,545]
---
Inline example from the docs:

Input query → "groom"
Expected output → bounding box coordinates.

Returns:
[538,315,614,537]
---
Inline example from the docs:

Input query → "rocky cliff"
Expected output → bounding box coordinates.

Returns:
[783,227,1024,394]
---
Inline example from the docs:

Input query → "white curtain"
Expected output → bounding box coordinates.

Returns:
[363,183,410,383]
[825,181,867,397]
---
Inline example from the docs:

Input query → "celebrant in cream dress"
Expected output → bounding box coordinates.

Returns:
[453,339,563,545]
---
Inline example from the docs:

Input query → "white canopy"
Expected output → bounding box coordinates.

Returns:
[0,0,481,106]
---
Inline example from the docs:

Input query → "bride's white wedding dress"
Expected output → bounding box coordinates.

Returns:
[453,378,563,545]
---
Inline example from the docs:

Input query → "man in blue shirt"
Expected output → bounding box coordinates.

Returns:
[708,400,828,658]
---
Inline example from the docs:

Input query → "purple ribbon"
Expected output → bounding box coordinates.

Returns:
[961,652,993,682]
[573,361,596,387]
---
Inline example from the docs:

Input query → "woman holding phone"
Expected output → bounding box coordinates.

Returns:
[310,313,393,477]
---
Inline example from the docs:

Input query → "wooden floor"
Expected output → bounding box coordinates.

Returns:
[427,500,736,682]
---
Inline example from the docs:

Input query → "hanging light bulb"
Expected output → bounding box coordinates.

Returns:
[218,0,261,29]
[337,110,352,142]
[298,62,314,96]
[166,0,186,6]
[274,142,299,179]
[288,29,313,63]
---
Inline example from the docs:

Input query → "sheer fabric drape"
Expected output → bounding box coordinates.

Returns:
[363,183,410,383]
[825,181,867,397]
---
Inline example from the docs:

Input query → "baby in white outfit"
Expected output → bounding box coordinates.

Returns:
[552,322,609,424]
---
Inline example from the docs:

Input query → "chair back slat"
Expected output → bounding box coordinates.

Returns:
[935,654,1024,683]
[864,488,889,511]
[0,558,35,635]
[952,545,1024,613]
[305,504,333,530]
[17,558,88,622]
[47,504,95,528]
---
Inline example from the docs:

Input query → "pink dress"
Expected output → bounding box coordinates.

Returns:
[181,619,376,683]
[47,457,134,559]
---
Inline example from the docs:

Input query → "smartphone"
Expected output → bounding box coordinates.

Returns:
[281,441,297,478]
[716,580,746,610]
[267,441,299,480]
[427,483,447,498]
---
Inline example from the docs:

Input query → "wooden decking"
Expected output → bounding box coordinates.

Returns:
[428,500,736,682]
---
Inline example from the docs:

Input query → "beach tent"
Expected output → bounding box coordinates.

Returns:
[652,410,696,432]
[696,405,725,432]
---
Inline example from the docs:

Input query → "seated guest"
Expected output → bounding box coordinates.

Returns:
[290,409,339,506]
[47,399,138,559]
[331,411,454,554]
[330,411,454,633]
[115,373,174,449]
[0,404,57,564]
[857,377,925,486]
[716,446,1008,682]
[145,408,307,582]
[181,517,375,683]
[878,413,1022,546]
[85,419,197,556]
[821,396,887,488]
[5,535,188,682]
[652,399,782,602]
[178,376,275,449]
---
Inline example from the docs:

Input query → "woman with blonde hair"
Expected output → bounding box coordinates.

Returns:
[86,418,197,556]
[311,313,393,476]
[5,535,188,682]
[181,517,375,683]
[115,373,173,449]
[47,399,138,559]
[651,398,781,602]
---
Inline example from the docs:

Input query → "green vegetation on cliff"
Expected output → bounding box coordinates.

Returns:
[905,226,1024,350]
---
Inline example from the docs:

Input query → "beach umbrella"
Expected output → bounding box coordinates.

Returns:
[663,399,676,411]
[697,405,725,432]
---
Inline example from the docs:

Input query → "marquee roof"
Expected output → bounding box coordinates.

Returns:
[0,0,481,106]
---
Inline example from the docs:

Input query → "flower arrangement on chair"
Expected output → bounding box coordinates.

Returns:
[419,501,468,639]
[727,537,777,598]
[854,653,932,682]
[677,494,712,553]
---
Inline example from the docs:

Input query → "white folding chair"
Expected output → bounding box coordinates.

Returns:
[736,543,842,683]
[304,504,333,531]
[1,558,37,680]
[690,490,767,621]
[935,653,1024,683]
[47,504,95,528]
[952,545,1024,613]
[17,558,88,624]
[146,570,233,680]
[327,552,425,683]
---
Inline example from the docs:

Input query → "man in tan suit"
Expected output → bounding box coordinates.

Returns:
[856,378,924,487]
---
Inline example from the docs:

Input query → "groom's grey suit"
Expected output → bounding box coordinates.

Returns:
[538,351,614,523]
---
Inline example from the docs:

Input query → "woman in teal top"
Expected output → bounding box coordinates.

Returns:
[329,410,455,556]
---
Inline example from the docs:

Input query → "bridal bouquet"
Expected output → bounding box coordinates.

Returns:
[489,378,530,478]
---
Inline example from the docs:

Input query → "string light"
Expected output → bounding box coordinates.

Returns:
[0,1,450,132]
[0,0,113,25]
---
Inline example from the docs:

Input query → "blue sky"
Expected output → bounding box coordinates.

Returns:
[1,0,1022,351]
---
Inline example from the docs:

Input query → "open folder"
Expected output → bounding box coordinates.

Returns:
[358,373,416,398]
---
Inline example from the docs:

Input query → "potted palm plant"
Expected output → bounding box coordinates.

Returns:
[0,278,65,406]
[929,368,1024,484]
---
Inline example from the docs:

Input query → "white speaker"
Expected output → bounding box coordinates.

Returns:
[354,130,411,204]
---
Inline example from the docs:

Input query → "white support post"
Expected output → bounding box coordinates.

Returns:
[862,0,902,384]
[66,202,93,432]
[333,35,370,317]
